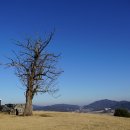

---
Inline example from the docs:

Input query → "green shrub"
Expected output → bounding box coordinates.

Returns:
[114,108,130,118]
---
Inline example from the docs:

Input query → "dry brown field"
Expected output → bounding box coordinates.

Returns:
[0,111,130,130]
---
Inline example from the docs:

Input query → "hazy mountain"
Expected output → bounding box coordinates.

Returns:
[83,99,130,111]
[33,99,130,112]
[33,105,45,110]
[33,104,80,112]
[111,101,130,110]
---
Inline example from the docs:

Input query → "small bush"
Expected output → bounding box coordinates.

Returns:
[114,108,130,118]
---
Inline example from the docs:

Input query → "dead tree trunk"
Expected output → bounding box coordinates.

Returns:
[24,90,33,116]
[24,74,34,116]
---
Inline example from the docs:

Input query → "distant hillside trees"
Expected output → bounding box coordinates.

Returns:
[114,108,130,118]
[8,32,62,116]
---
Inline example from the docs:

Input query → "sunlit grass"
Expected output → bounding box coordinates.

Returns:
[0,111,130,130]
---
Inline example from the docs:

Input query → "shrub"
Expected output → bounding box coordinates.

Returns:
[114,108,130,118]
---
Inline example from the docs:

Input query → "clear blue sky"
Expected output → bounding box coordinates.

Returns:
[0,0,130,105]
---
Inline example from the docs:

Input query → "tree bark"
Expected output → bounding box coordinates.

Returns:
[24,90,33,116]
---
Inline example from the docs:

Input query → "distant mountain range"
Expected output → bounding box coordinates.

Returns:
[83,99,130,111]
[33,104,80,112]
[33,99,130,112]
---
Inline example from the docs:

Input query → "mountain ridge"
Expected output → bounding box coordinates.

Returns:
[33,104,80,112]
[33,99,130,112]
[83,99,130,111]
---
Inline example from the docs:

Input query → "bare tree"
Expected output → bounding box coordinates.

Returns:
[8,32,62,116]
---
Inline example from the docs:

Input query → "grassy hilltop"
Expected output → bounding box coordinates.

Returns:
[0,111,130,130]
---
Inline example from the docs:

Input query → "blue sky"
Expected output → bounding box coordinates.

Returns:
[0,0,130,105]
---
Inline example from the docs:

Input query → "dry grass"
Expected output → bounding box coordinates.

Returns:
[0,111,130,130]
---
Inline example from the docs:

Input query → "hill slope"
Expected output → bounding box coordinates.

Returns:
[33,104,80,112]
[83,99,130,111]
